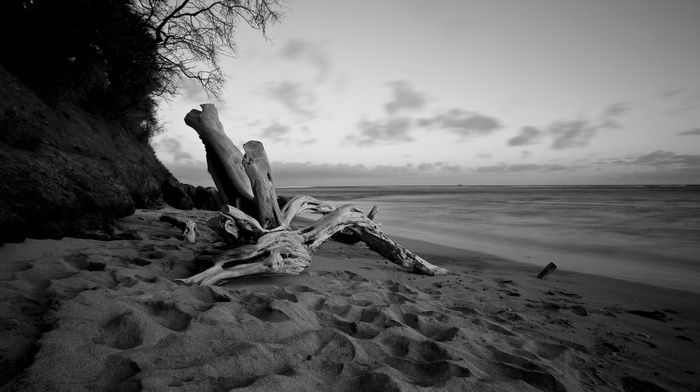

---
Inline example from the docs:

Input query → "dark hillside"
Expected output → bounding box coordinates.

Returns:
[0,65,172,243]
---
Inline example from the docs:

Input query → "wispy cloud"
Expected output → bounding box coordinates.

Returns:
[678,128,700,136]
[508,126,543,146]
[271,161,466,186]
[598,102,631,129]
[622,150,700,168]
[658,89,700,114]
[511,103,632,149]
[154,137,192,162]
[280,39,331,83]
[346,82,501,145]
[600,151,700,183]
[161,160,213,187]
[475,163,573,174]
[348,117,413,146]
[384,80,427,114]
[260,122,292,143]
[418,108,502,138]
[264,81,315,118]
[551,103,630,149]
[180,79,210,103]
[549,119,597,149]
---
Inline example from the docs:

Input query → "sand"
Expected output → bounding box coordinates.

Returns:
[1,206,698,392]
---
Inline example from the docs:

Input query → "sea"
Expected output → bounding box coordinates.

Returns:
[277,185,700,293]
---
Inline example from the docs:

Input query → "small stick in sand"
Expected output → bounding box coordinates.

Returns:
[182,221,197,243]
[537,262,558,279]
[159,215,197,243]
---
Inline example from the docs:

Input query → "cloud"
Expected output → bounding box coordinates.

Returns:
[260,122,292,143]
[271,161,465,186]
[511,103,631,150]
[549,120,597,149]
[659,89,684,98]
[161,160,214,187]
[384,80,427,114]
[658,89,700,114]
[280,39,331,83]
[265,81,315,118]
[155,137,192,161]
[599,102,631,129]
[550,103,629,149]
[181,79,210,103]
[415,162,463,173]
[624,151,700,168]
[601,151,700,183]
[475,163,573,174]
[348,117,413,146]
[678,128,700,136]
[418,108,502,137]
[508,126,543,146]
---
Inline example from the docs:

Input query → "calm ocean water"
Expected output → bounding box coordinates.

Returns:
[277,185,700,293]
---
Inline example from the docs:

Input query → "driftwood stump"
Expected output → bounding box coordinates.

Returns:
[176,104,449,285]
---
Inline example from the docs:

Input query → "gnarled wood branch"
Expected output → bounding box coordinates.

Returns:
[178,103,450,285]
[242,140,283,229]
[184,104,254,204]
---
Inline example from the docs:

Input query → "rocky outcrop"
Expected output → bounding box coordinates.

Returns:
[161,178,195,210]
[161,178,223,211]
[0,65,171,243]
[191,186,223,211]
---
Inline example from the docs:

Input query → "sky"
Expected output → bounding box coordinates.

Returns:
[153,0,700,188]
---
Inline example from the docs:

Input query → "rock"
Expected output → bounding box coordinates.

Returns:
[0,207,26,244]
[164,181,224,211]
[192,186,223,211]
[161,178,194,210]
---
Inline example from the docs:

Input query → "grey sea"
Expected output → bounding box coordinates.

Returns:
[278,185,700,293]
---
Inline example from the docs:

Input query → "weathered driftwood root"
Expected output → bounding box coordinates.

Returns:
[333,205,379,244]
[176,103,450,285]
[175,203,449,285]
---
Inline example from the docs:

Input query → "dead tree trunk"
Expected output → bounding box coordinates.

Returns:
[177,104,450,285]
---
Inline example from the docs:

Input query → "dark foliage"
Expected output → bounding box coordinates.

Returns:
[0,0,165,141]
[0,0,282,142]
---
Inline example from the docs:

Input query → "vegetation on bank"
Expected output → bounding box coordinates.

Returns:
[1,0,282,143]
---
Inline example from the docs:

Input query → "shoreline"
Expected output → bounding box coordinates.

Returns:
[383,228,700,295]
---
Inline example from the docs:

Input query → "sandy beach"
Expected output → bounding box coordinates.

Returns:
[1,206,698,392]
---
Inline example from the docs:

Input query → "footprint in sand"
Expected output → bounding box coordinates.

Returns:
[570,305,588,316]
[139,300,193,331]
[63,253,107,272]
[241,293,294,323]
[528,341,570,360]
[101,312,144,350]
[620,376,670,392]
[97,354,142,391]
[489,346,567,391]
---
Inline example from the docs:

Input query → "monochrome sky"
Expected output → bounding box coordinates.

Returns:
[153,0,700,187]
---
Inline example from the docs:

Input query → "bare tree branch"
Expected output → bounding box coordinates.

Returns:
[131,0,284,99]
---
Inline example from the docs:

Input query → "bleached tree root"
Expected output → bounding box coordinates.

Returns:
[175,104,450,285]
[175,204,448,286]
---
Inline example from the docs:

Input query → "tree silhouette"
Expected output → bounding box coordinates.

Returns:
[0,0,283,138]
[131,0,283,98]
